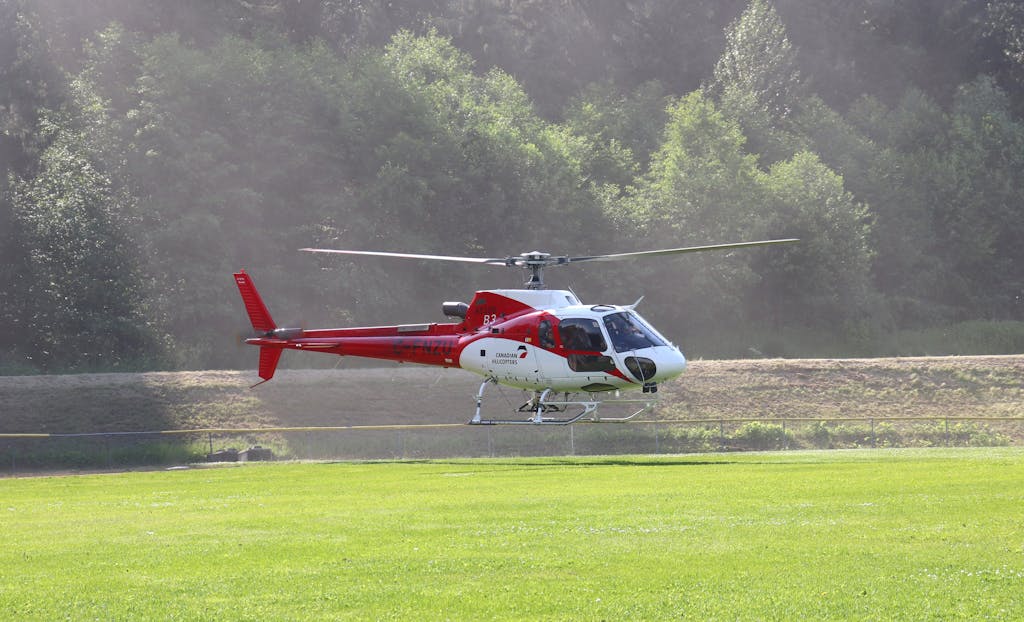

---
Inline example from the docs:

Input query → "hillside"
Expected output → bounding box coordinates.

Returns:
[5,2,1024,375]
[2,356,1021,434]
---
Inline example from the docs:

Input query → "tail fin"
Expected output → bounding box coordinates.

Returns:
[234,270,276,333]
[234,271,281,385]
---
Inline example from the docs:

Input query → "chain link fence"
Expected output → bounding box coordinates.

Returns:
[2,416,1022,473]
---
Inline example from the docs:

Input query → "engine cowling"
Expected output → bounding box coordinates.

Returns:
[268,327,304,340]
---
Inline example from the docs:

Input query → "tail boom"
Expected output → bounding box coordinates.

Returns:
[234,271,469,385]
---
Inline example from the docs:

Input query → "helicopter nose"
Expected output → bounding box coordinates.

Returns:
[658,347,687,381]
[622,347,687,383]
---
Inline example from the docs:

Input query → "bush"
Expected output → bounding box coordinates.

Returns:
[663,426,718,452]
[731,421,793,450]
[805,421,833,448]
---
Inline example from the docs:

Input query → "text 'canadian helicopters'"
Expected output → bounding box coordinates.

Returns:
[235,239,797,425]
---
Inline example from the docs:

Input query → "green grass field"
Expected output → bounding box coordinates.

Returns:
[2,449,1023,620]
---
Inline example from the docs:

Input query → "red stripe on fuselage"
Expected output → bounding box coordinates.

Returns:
[243,297,638,384]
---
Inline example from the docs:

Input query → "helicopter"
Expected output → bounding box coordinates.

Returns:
[234,239,797,425]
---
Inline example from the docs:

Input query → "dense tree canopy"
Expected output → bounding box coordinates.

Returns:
[2,0,1023,372]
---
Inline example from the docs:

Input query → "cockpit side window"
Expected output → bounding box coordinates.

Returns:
[603,312,667,353]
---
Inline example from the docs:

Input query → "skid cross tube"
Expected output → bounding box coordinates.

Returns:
[469,381,614,425]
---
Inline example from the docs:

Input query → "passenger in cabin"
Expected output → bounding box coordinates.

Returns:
[539,319,556,348]
[560,325,588,351]
[605,312,660,352]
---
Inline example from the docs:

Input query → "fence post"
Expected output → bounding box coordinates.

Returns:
[945,418,950,447]
[654,423,660,454]
[569,425,575,456]
[870,418,875,448]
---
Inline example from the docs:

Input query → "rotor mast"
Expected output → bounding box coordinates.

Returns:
[517,251,557,289]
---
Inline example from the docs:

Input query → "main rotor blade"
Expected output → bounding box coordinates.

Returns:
[567,238,799,263]
[299,248,508,265]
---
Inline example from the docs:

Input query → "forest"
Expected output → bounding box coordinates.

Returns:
[2,0,1023,374]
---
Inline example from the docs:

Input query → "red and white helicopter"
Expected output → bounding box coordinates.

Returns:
[234,239,796,424]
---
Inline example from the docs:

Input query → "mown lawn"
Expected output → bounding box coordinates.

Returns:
[2,449,1022,620]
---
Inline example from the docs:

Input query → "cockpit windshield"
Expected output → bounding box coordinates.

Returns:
[603,312,667,353]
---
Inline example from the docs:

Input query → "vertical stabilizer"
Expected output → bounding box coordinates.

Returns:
[258,346,283,382]
[234,271,283,386]
[234,270,276,333]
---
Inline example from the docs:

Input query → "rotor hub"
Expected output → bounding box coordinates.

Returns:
[517,251,557,289]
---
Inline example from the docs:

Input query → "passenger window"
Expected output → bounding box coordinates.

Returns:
[558,318,614,373]
[558,318,608,352]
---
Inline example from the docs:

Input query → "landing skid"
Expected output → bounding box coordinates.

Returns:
[468,378,656,425]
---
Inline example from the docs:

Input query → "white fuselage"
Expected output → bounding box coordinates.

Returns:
[458,291,687,392]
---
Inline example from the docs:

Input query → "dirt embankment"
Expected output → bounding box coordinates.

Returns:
[1,356,1021,434]
[659,355,1023,421]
